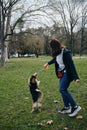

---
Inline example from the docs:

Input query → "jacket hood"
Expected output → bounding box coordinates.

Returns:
[63,48,71,54]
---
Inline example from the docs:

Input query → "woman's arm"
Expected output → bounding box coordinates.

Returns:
[44,58,56,69]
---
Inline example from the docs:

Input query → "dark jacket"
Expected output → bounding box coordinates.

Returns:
[48,48,79,82]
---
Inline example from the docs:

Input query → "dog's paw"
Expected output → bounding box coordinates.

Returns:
[33,72,37,76]
[38,108,41,112]
[37,80,40,85]
[31,110,34,113]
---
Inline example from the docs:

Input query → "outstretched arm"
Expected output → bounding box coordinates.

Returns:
[44,58,56,69]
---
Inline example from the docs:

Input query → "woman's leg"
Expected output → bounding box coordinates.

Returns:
[59,73,77,108]
[59,73,81,116]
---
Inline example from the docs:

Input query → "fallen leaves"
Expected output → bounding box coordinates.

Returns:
[37,119,53,127]
[63,127,68,130]
[46,120,53,125]
[76,115,83,119]
[53,100,59,103]
[38,122,44,126]
[30,114,84,129]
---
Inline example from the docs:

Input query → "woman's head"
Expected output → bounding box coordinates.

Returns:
[49,39,64,57]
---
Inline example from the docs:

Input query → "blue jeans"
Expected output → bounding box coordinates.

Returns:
[59,73,77,108]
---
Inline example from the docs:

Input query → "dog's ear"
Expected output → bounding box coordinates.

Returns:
[33,72,37,77]
[30,76,33,82]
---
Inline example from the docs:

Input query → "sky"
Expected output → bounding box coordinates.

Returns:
[10,0,87,32]
[11,0,54,30]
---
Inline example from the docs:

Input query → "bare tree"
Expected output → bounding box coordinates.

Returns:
[48,0,83,55]
[79,0,87,55]
[0,0,53,66]
[0,0,21,66]
[0,0,5,66]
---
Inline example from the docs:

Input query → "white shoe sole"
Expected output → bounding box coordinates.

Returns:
[58,108,71,114]
[68,106,81,117]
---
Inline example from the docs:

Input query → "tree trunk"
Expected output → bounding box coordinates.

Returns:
[0,0,6,66]
[4,5,12,62]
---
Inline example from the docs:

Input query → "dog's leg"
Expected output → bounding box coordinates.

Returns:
[31,102,37,113]
[31,102,35,113]
[37,103,42,112]
[38,92,43,102]
[31,103,34,113]
[37,93,43,112]
[31,108,34,113]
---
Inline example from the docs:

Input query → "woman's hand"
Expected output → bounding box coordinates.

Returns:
[44,63,48,69]
[75,79,80,83]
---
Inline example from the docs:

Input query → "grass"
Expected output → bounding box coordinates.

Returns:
[0,56,87,130]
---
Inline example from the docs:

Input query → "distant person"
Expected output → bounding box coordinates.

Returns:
[44,39,81,117]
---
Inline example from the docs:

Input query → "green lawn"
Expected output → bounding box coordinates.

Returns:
[0,56,87,130]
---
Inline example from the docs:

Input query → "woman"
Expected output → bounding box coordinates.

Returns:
[44,39,81,117]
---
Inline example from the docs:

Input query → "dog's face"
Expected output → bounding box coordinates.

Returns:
[29,73,40,86]
[30,75,37,84]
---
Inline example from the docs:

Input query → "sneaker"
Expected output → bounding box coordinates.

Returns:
[68,106,81,117]
[58,107,71,114]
